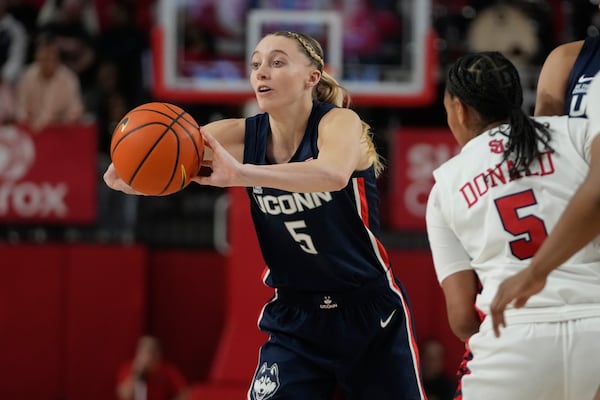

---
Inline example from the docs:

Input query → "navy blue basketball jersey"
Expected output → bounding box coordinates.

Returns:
[244,101,389,291]
[565,35,600,117]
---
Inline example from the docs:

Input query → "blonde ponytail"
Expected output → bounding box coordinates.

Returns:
[315,71,384,177]
[273,31,385,176]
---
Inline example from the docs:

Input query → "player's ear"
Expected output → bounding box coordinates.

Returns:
[456,99,469,126]
[306,69,321,88]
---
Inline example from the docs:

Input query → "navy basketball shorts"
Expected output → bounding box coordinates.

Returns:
[247,274,427,400]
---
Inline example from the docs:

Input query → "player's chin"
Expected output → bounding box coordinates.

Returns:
[254,93,275,109]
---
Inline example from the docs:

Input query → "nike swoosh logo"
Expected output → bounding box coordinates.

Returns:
[380,309,397,328]
[578,75,594,84]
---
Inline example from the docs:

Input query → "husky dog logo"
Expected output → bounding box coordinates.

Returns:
[0,125,35,181]
[252,362,280,400]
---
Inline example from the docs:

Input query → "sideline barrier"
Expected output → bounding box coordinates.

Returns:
[0,123,97,224]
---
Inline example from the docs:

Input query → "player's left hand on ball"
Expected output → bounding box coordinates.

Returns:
[192,127,241,187]
[103,163,145,195]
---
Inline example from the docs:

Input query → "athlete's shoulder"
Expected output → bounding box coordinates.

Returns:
[537,115,592,162]
[536,114,587,133]
[535,114,588,140]
[548,39,585,61]
[321,105,357,119]
[431,148,463,182]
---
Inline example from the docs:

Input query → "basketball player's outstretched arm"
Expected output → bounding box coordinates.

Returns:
[534,40,583,116]
[194,108,368,193]
[103,117,246,195]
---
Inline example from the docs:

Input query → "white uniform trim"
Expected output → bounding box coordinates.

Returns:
[589,71,600,137]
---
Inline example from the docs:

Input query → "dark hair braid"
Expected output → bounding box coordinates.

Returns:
[446,51,553,176]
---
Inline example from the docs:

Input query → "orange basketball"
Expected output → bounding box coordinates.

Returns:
[110,102,203,196]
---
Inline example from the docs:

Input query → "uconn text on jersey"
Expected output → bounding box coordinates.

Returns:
[253,190,333,215]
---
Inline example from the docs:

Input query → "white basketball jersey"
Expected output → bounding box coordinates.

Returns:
[427,116,600,322]
[589,70,600,135]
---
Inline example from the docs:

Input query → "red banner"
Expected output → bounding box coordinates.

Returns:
[0,123,97,223]
[389,127,460,230]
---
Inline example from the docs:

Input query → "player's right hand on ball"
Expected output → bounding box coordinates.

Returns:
[103,163,144,195]
[192,127,242,188]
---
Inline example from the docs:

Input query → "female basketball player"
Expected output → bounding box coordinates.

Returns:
[105,31,426,400]
[426,51,600,399]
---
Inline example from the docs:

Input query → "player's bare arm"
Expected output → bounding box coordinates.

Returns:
[200,117,246,164]
[104,117,245,194]
[195,108,364,192]
[534,40,583,116]
[440,270,481,341]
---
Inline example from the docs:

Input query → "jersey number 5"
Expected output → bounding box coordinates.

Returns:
[284,220,318,254]
[494,189,548,260]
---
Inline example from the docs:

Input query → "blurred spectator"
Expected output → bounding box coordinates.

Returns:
[37,0,98,101]
[116,335,189,400]
[420,339,456,400]
[466,2,540,69]
[338,0,387,61]
[86,59,137,244]
[16,31,83,131]
[87,60,127,154]
[37,0,99,34]
[0,0,27,124]
[97,0,148,109]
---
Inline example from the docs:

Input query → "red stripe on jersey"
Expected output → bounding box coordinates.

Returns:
[356,177,370,229]
[354,177,423,396]
[386,269,428,399]
[261,266,269,283]
[375,239,391,268]
[355,177,391,268]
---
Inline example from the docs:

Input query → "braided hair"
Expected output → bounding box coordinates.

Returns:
[270,31,384,176]
[446,51,553,176]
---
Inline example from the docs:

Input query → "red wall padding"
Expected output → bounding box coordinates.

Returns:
[208,187,271,383]
[63,245,147,400]
[0,243,463,400]
[389,250,464,375]
[190,187,272,399]
[148,249,226,382]
[0,244,147,400]
[0,244,65,399]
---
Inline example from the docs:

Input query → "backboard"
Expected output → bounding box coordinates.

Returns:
[152,0,436,106]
